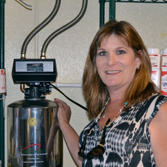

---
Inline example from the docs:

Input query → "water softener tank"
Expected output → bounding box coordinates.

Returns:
[7,99,63,167]
[7,59,63,167]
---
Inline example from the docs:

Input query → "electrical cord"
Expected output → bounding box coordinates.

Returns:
[51,83,88,111]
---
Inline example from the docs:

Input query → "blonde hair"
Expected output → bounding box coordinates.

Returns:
[82,20,158,118]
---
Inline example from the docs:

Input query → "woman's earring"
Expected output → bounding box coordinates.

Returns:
[137,66,140,70]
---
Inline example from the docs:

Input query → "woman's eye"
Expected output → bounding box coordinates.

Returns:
[117,50,125,55]
[97,51,107,56]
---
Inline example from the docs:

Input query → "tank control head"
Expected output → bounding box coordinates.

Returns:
[12,59,57,99]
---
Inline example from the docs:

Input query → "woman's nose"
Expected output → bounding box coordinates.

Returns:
[107,53,117,66]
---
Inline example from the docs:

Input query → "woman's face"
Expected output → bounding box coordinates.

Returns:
[96,34,141,92]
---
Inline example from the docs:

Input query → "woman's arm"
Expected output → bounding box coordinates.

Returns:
[149,102,167,166]
[54,98,82,167]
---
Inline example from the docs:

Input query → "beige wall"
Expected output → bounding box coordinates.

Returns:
[5,0,167,166]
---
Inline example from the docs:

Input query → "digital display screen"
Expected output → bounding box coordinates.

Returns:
[27,63,43,72]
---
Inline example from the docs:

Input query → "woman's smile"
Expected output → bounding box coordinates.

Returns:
[105,70,121,74]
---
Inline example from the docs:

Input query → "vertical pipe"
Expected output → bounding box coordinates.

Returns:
[0,0,5,68]
[109,0,116,20]
[99,0,105,27]
[0,0,5,167]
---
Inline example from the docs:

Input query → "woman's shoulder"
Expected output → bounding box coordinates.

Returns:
[157,98,167,114]
[152,93,167,108]
[148,94,167,167]
[147,93,167,106]
[146,93,167,121]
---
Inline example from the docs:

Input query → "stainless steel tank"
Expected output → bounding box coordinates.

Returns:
[7,99,63,167]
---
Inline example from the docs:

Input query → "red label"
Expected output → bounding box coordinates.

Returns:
[1,70,5,75]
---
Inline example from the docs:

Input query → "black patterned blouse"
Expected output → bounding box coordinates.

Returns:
[78,94,167,167]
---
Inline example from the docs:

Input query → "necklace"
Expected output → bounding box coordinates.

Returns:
[95,97,128,123]
[103,99,121,118]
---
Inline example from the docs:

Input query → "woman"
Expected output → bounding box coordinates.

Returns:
[55,20,167,167]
